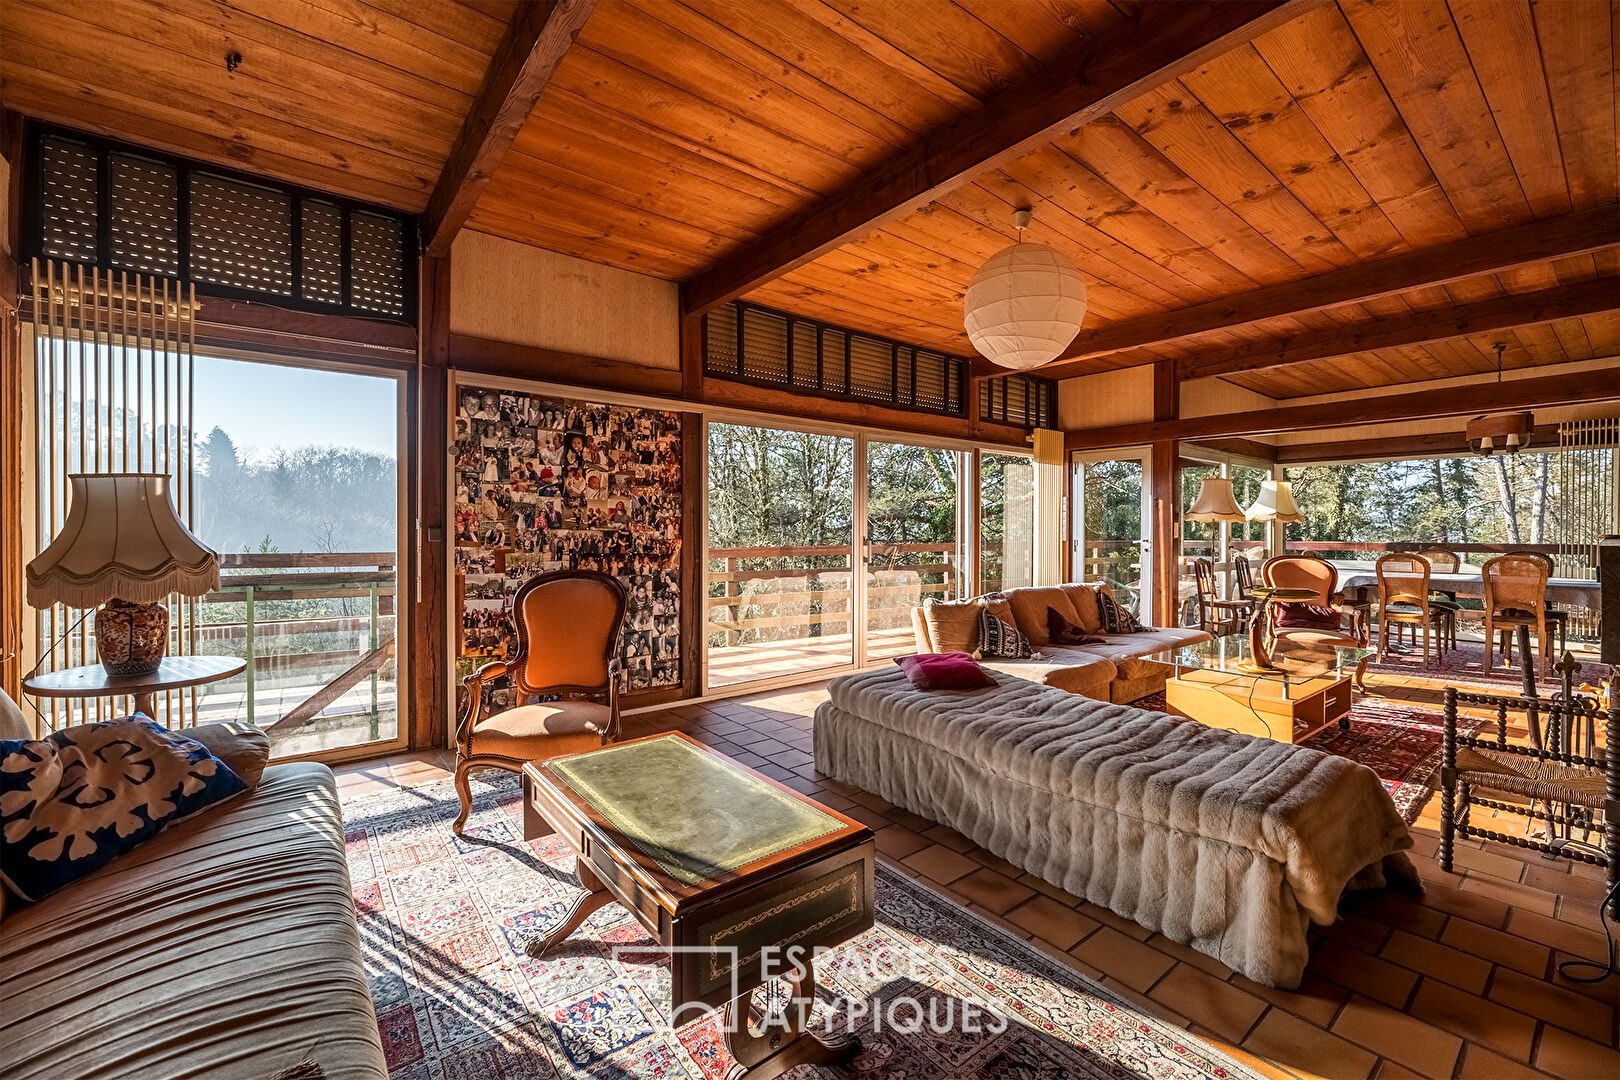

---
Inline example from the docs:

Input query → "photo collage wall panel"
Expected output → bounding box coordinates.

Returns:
[454,383,682,705]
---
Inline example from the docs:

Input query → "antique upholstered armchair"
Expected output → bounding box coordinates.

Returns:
[453,570,628,834]
[1259,555,1373,686]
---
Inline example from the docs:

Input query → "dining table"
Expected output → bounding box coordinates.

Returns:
[1336,568,1600,608]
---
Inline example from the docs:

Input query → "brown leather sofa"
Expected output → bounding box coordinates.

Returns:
[911,583,1211,703]
[0,691,387,1080]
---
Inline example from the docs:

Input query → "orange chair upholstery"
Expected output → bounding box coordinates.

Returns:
[1482,554,1551,676]
[453,570,627,834]
[1259,555,1370,643]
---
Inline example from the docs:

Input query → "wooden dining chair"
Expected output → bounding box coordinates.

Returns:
[1374,553,1450,666]
[1414,547,1462,650]
[1482,554,1551,676]
[453,570,628,834]
[1498,552,1568,661]
[1191,557,1251,634]
[1232,553,1256,603]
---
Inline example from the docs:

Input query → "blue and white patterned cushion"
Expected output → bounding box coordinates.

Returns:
[977,609,1032,658]
[0,718,246,900]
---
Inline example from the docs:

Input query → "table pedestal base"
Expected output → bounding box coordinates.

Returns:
[722,959,859,1080]
[526,860,613,958]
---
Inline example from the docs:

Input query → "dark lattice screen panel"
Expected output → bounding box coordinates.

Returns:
[25,127,416,323]
[38,138,98,264]
[980,374,1057,429]
[109,155,180,276]
[190,174,294,294]
[705,301,967,418]
[301,202,344,306]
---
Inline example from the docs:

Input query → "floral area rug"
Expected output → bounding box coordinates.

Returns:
[1135,691,1470,823]
[345,772,1263,1080]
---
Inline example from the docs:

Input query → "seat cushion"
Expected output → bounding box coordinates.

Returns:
[1006,587,1083,646]
[1075,628,1212,680]
[471,700,612,760]
[0,763,385,1080]
[981,647,1117,699]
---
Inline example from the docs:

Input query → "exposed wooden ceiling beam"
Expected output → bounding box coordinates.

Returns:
[1008,203,1620,381]
[1272,424,1576,465]
[422,0,596,258]
[1176,277,1619,381]
[1064,366,1619,450]
[680,0,1319,318]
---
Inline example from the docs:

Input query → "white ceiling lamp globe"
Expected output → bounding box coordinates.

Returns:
[964,208,1088,370]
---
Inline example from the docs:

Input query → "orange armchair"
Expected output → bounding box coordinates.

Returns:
[453,570,628,834]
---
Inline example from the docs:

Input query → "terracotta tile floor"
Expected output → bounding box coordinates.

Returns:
[336,672,1619,1080]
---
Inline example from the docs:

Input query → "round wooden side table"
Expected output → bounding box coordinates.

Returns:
[23,655,247,719]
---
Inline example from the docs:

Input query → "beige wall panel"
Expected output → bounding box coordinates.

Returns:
[1058,366,1154,429]
[450,230,679,370]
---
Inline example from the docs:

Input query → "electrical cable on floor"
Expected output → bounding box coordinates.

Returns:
[1556,876,1620,983]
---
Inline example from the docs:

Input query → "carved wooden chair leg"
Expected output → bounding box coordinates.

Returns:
[451,760,475,836]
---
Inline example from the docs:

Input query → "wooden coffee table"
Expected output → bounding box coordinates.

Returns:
[521,732,874,1080]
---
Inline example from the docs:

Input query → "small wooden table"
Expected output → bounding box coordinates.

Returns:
[1154,634,1369,744]
[522,732,874,1080]
[23,655,246,718]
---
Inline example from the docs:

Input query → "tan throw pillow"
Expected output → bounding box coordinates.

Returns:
[922,598,982,654]
[1006,587,1083,646]
[0,689,29,741]
[186,722,272,790]
[1058,582,1104,633]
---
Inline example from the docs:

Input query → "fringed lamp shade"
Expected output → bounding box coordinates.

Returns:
[1244,480,1306,524]
[964,242,1088,370]
[1185,478,1248,523]
[27,474,218,676]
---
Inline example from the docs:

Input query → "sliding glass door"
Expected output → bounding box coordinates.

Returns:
[1072,450,1151,616]
[864,440,966,660]
[706,422,855,687]
[980,451,1035,594]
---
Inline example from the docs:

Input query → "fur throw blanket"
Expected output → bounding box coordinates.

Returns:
[815,667,1417,988]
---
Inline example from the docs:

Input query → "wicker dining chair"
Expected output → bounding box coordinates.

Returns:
[1497,551,1569,662]
[1440,660,1617,917]
[1191,557,1252,634]
[1413,548,1462,650]
[453,570,628,834]
[1374,553,1451,666]
[1482,554,1551,676]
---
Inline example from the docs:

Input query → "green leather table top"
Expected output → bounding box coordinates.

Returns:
[545,735,847,886]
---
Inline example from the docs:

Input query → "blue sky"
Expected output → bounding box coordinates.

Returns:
[193,355,398,462]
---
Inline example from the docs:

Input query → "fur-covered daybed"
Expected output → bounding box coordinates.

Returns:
[813,667,1417,988]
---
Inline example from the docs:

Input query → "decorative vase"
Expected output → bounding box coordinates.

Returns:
[96,598,168,675]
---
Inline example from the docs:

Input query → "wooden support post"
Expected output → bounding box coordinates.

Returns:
[0,109,22,703]
[412,254,451,748]
[1150,362,1180,629]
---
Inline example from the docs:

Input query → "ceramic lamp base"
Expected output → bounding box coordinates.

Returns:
[96,598,168,676]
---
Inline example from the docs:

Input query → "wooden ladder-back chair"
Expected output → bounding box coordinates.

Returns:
[1374,553,1450,666]
[1482,554,1551,676]
[453,570,628,834]
[1498,552,1568,663]
[1231,552,1256,603]
[1441,658,1618,917]
[1191,557,1252,635]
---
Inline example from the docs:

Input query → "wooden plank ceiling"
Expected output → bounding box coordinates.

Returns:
[471,0,1619,398]
[2,1,1615,400]
[0,0,527,211]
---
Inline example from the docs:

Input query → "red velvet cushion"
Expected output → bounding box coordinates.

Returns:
[893,652,997,690]
[1275,602,1340,631]
[1047,607,1108,646]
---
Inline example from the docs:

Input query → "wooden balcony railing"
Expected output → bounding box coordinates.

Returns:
[707,542,958,646]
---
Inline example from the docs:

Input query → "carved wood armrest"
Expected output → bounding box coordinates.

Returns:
[457,660,513,749]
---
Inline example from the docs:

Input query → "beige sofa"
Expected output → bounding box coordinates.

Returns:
[0,693,386,1080]
[911,583,1210,703]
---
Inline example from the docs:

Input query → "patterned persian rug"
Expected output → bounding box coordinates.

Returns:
[345,773,1263,1080]
[1361,639,1612,691]
[1135,691,1467,823]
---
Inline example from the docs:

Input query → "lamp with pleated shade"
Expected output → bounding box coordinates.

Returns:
[1185,478,1248,523]
[26,474,219,676]
[1244,480,1305,524]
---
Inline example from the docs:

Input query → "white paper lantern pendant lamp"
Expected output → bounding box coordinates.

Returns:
[964,207,1088,370]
